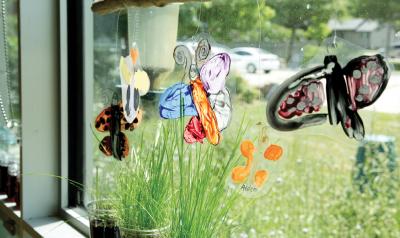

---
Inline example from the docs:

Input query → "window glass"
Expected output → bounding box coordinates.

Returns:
[90,1,400,236]
[0,0,20,211]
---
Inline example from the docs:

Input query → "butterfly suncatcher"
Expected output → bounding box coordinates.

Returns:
[230,126,284,196]
[119,47,150,123]
[94,45,148,160]
[267,54,390,140]
[94,93,143,160]
[159,39,232,145]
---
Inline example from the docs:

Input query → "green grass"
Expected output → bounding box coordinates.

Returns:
[111,123,174,232]
[170,116,247,237]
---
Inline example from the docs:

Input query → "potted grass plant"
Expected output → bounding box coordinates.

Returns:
[89,116,246,238]
[112,124,174,238]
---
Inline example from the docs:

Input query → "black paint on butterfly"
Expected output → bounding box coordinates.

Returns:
[267,54,389,140]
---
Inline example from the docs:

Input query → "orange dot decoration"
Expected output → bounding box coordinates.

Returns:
[229,125,285,197]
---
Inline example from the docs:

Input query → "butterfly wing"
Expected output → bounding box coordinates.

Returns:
[134,70,150,96]
[120,56,140,123]
[159,82,198,119]
[120,56,133,84]
[95,106,113,132]
[208,87,232,131]
[342,54,389,110]
[200,53,231,94]
[121,109,143,131]
[129,48,150,96]
[191,77,220,145]
[184,116,206,144]
[99,136,112,156]
[267,65,328,131]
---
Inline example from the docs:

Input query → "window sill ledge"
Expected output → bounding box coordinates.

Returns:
[27,216,87,238]
[0,194,21,217]
[0,196,88,238]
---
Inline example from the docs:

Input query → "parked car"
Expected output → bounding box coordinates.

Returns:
[231,47,280,74]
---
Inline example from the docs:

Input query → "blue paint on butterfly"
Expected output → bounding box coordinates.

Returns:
[159,82,198,119]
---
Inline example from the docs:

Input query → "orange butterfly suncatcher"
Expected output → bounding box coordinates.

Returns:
[94,94,142,160]
[230,127,284,196]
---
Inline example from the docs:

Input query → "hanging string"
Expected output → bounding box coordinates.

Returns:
[113,9,122,91]
[327,4,339,54]
[193,0,204,37]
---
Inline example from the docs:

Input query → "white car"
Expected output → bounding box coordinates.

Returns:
[231,47,280,74]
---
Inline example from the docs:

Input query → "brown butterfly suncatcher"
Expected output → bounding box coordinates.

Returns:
[94,95,142,160]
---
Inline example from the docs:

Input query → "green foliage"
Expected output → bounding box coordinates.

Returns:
[226,72,259,104]
[301,44,321,66]
[266,0,335,61]
[241,89,258,104]
[304,21,331,41]
[392,61,400,71]
[263,23,292,41]
[266,0,333,35]
[112,125,174,231]
[226,73,247,95]
[178,0,275,43]
[350,0,400,26]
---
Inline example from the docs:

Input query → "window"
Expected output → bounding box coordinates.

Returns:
[3,0,396,237]
[82,1,400,237]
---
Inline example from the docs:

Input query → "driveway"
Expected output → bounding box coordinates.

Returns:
[240,69,400,114]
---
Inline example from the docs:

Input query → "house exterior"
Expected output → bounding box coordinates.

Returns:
[328,18,394,50]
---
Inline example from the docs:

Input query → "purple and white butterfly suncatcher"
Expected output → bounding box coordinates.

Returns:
[159,39,232,145]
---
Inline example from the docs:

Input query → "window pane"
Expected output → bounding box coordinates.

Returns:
[89,1,400,237]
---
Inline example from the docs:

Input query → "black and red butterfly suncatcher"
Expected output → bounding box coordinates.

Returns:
[95,93,142,160]
[267,54,390,140]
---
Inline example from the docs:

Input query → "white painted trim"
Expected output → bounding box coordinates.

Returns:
[59,0,69,210]
[19,0,60,219]
[83,0,94,206]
